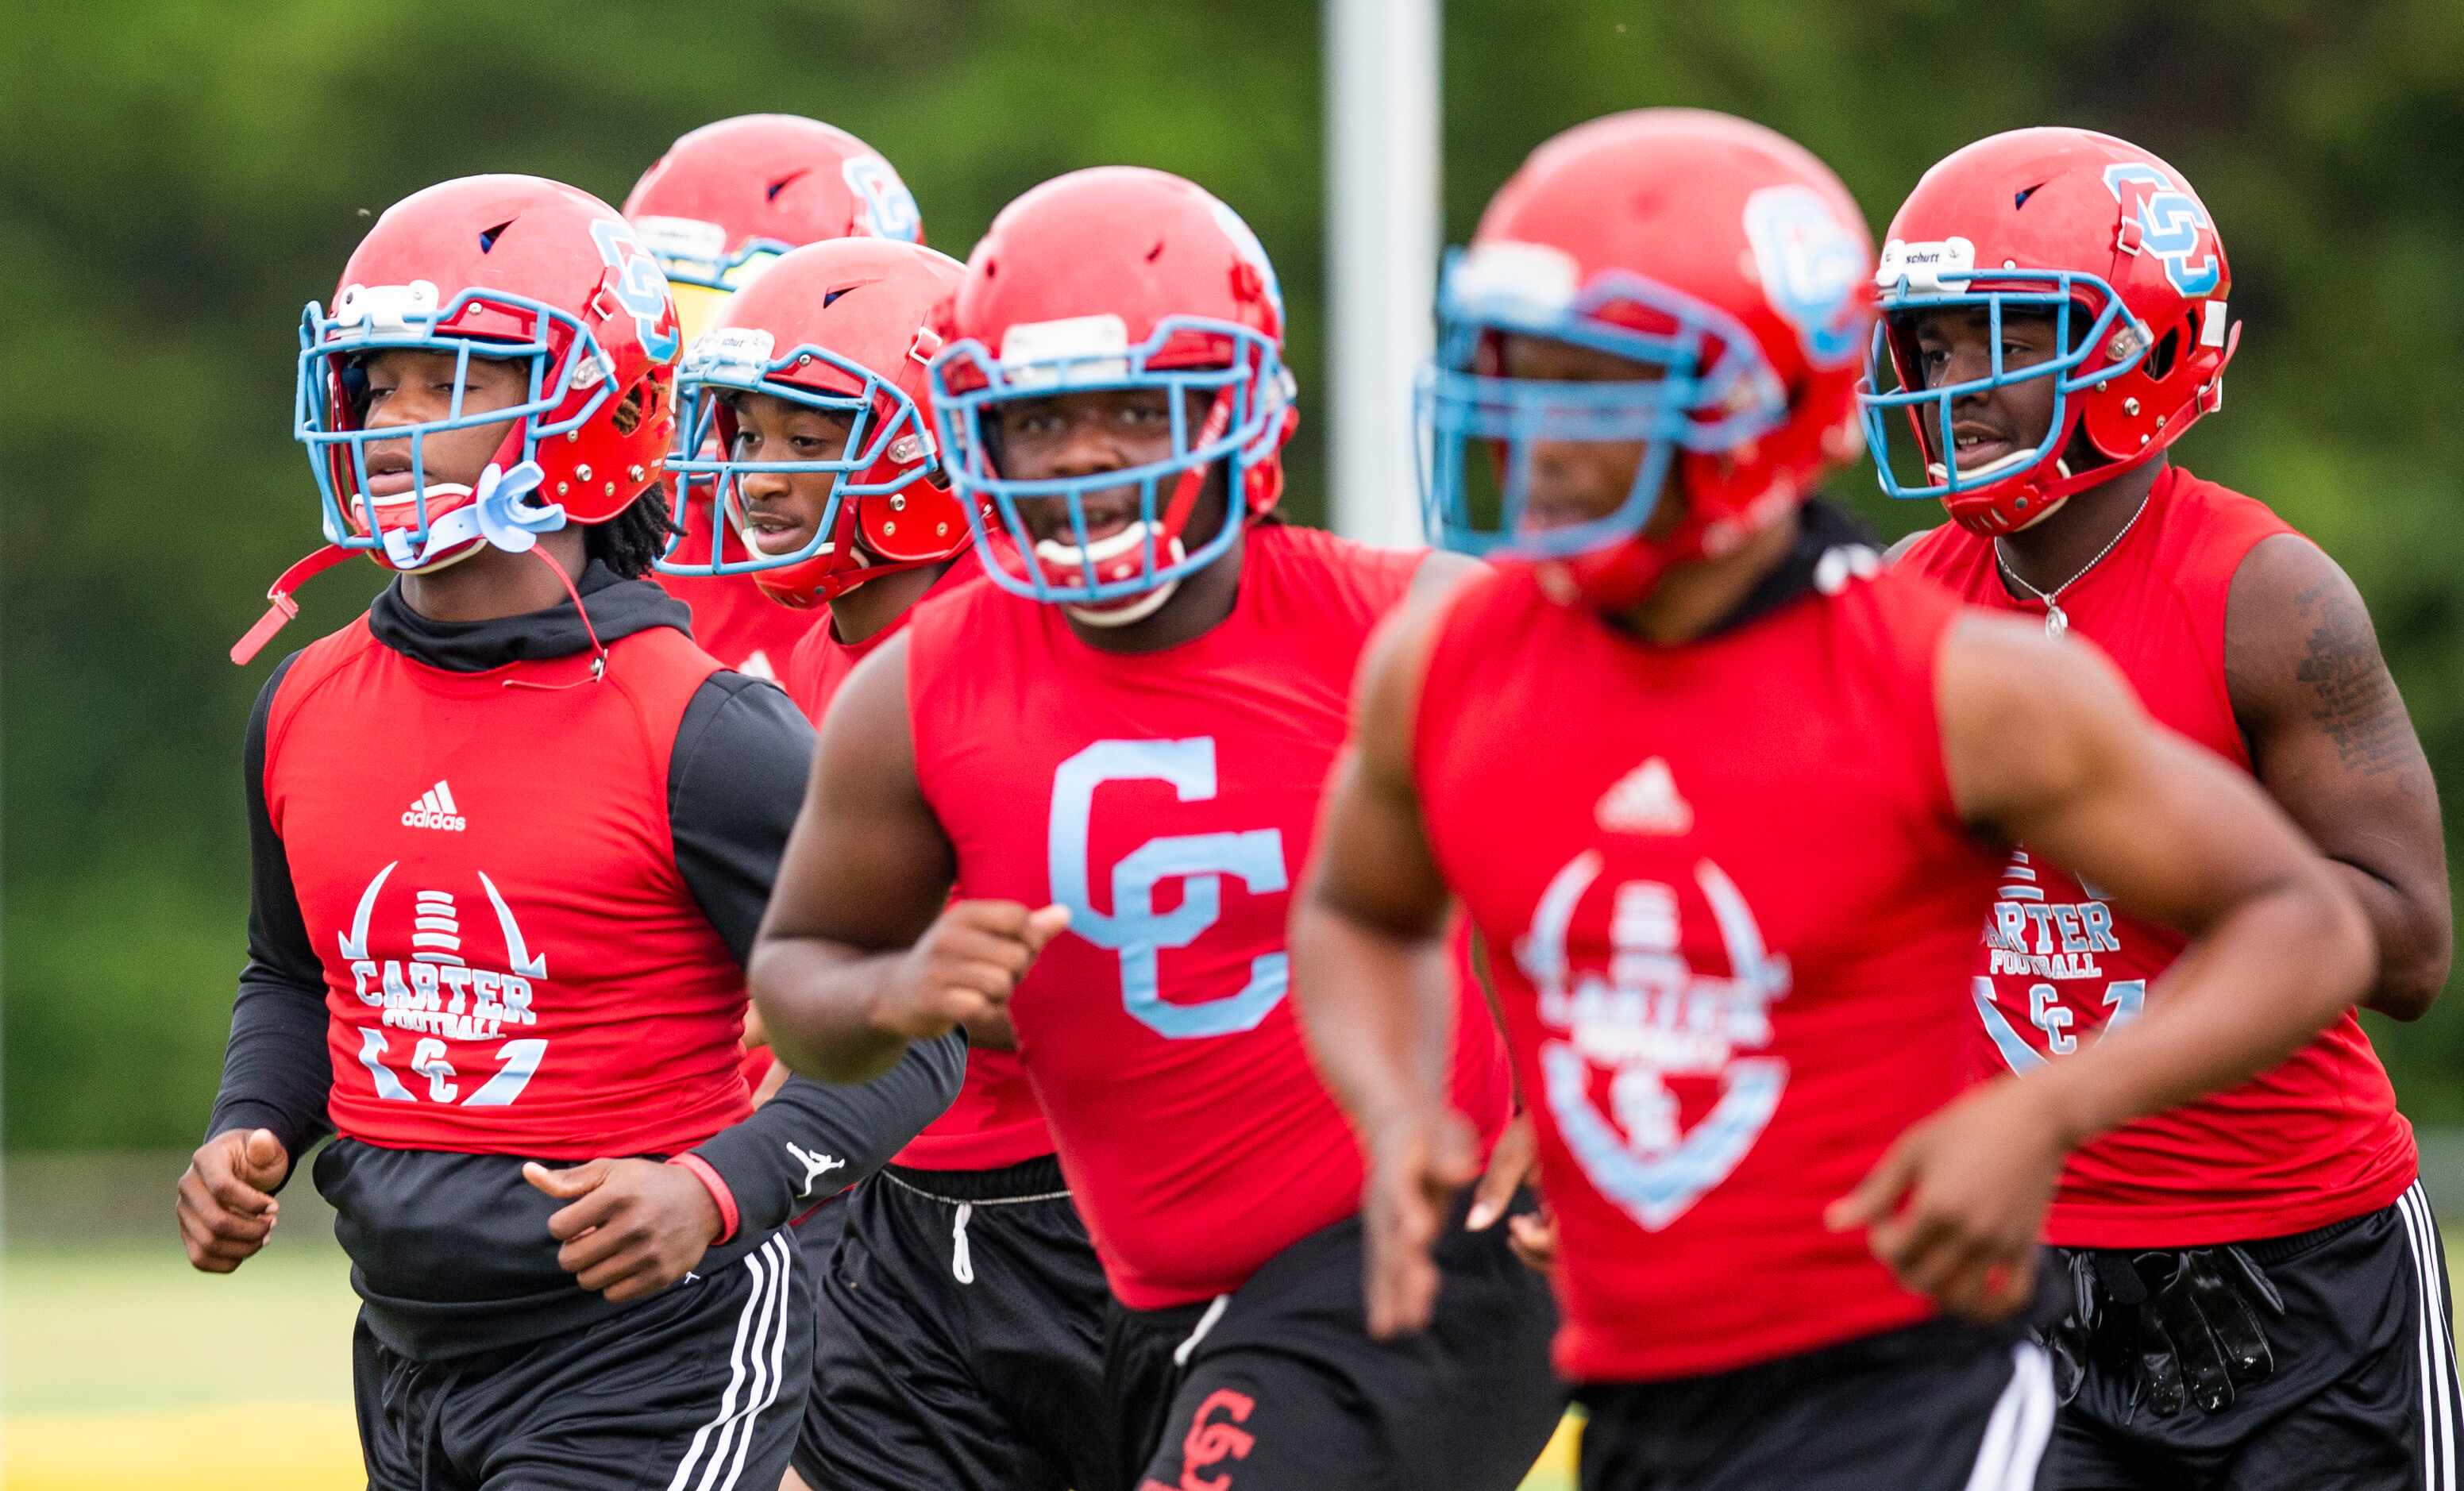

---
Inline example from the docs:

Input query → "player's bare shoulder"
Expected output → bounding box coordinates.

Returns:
[1406,548,1485,604]
[2223,531,2410,759]
[1883,522,1950,568]
[811,629,920,789]
[1352,556,1494,784]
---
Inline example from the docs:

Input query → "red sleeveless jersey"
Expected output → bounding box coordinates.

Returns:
[263,620,754,1157]
[1417,560,2003,1382]
[656,503,822,679]
[1902,464,2416,1246]
[906,525,1513,1308]
[778,569,1054,1173]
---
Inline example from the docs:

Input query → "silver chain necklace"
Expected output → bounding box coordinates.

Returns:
[1994,487,2155,638]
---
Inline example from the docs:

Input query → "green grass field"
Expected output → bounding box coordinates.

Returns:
[17,1222,2462,1490]
[18,1222,2464,1490]
[0,1239,1580,1489]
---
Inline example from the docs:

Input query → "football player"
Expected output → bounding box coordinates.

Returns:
[1290,110,2379,1491]
[675,234,1112,1491]
[1865,127,2457,1489]
[624,113,927,680]
[183,175,962,1489]
[748,167,1562,1490]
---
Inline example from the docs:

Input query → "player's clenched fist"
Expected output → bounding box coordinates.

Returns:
[873,900,1070,1042]
[178,1127,291,1273]
[524,1158,723,1304]
[1826,1077,2070,1323]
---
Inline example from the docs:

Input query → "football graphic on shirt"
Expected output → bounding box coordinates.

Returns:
[1517,850,1794,1232]
[335,859,550,1108]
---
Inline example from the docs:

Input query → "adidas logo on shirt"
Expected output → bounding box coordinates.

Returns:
[1595,757,1693,835]
[401,780,467,833]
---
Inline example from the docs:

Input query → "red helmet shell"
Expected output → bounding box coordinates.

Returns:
[310,174,682,568]
[1467,110,1875,607]
[937,166,1298,514]
[623,115,924,287]
[693,238,977,607]
[1876,127,2236,534]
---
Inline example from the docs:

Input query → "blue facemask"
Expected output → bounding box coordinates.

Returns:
[1421,249,1791,561]
[658,327,936,577]
[927,314,1290,608]
[296,282,613,566]
[1858,265,2149,505]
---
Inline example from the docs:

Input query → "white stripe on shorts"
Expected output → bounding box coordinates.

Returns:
[708,1232,795,1491]
[1962,1339,2055,1491]
[2397,1182,2460,1491]
[664,1234,794,1491]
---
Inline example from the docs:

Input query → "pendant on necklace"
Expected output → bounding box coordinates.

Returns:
[2044,602,2069,639]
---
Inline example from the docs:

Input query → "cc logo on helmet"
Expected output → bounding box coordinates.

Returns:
[2103,163,2220,298]
[843,156,923,244]
[1742,184,1867,368]
[587,218,681,364]
[1209,198,1286,326]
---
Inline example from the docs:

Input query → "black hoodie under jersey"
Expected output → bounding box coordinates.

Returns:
[206,562,964,1359]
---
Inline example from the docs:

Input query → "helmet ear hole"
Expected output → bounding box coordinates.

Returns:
[610,380,647,436]
[2144,327,2181,382]
[340,359,373,422]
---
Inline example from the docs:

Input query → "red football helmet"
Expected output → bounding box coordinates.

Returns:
[239,175,684,664]
[623,114,924,349]
[1861,127,2237,534]
[927,167,1298,619]
[669,238,976,607]
[243,175,683,662]
[1425,109,1876,611]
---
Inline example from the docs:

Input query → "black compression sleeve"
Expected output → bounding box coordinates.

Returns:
[689,1033,967,1236]
[205,653,336,1177]
[666,669,961,1233]
[669,672,815,965]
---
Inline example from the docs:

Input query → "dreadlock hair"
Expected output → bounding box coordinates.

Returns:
[587,479,680,580]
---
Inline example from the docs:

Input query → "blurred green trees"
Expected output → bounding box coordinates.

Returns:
[6,0,2459,1146]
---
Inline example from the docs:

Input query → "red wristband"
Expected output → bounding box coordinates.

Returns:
[667,1153,740,1245]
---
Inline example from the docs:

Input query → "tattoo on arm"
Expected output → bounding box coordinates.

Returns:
[2290,579,2423,784]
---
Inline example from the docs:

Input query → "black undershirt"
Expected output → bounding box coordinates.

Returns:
[207,564,964,1357]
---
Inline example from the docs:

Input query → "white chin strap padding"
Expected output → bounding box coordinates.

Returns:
[1039,522,1186,627]
[1925,445,2040,484]
[371,485,485,572]
[748,527,831,561]
[1066,579,1180,628]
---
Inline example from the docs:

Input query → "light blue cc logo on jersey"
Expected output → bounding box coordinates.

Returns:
[1048,738,1290,1039]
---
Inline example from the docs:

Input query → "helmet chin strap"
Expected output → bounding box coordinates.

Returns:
[1040,526,1190,626]
[232,460,570,666]
[1924,448,2056,487]
[1031,390,1234,625]
[1065,584,1180,628]
[501,540,609,689]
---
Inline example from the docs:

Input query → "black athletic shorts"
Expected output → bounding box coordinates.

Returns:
[794,1154,1110,1491]
[1102,1188,1565,1491]
[353,1227,810,1491]
[2052,1180,2462,1490]
[1575,1315,2057,1491]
